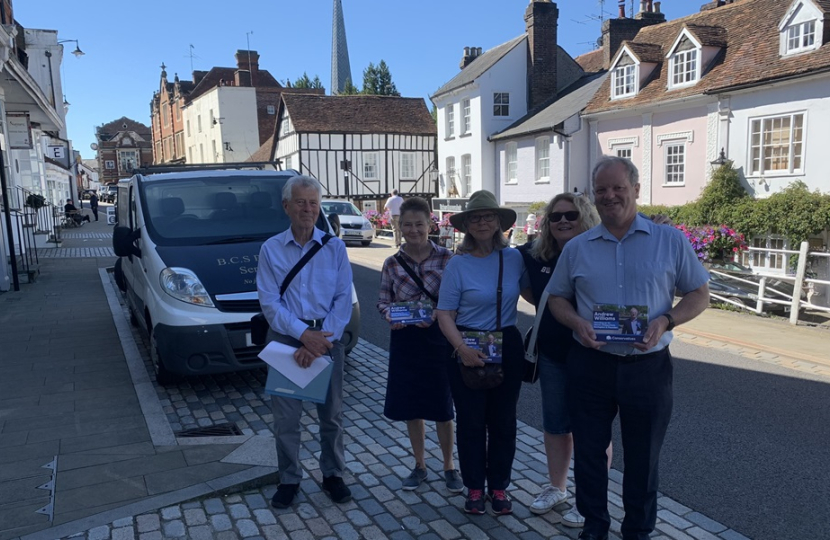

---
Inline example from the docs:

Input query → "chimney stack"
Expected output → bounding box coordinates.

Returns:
[602,0,666,69]
[459,46,483,69]
[525,0,559,110]
[618,0,626,18]
[235,50,259,85]
[234,69,252,87]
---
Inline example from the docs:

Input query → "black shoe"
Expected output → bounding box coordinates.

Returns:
[577,533,608,540]
[270,483,299,509]
[322,475,352,503]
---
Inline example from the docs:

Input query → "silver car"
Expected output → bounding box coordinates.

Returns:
[321,200,374,246]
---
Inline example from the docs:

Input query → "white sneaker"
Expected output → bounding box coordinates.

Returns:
[561,507,585,528]
[529,485,569,514]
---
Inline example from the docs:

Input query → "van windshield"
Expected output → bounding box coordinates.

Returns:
[141,174,328,246]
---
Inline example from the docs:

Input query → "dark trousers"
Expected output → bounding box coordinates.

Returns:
[91,206,98,221]
[447,325,523,491]
[568,344,673,540]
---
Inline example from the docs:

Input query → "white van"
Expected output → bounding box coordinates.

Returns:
[112,165,360,384]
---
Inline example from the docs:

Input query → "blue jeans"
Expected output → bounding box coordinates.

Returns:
[538,352,570,435]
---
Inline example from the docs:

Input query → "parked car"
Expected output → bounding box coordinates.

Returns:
[80,189,98,200]
[100,184,118,203]
[708,271,792,314]
[321,199,374,246]
[112,166,360,384]
[709,261,805,303]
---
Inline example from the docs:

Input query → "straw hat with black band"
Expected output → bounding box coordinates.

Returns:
[449,190,517,233]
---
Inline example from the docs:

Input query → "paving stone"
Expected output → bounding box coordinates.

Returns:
[138,532,162,540]
[253,508,278,525]
[184,508,208,525]
[657,508,693,529]
[719,529,752,540]
[237,518,260,537]
[160,505,182,520]
[161,519,185,537]
[685,512,728,533]
[187,525,214,540]
[305,517,334,536]
[229,503,252,519]
[203,497,226,515]
[211,514,233,531]
[111,526,135,540]
[112,517,133,528]
[136,514,160,533]
[332,522,360,540]
[88,525,110,540]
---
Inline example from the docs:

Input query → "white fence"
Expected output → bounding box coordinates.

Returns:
[708,241,830,325]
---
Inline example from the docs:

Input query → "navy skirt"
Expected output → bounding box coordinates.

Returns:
[384,323,454,422]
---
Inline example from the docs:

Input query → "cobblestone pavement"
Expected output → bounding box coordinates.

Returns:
[35,329,750,540]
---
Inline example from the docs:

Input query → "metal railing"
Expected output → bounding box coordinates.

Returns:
[3,186,63,282]
[709,242,830,325]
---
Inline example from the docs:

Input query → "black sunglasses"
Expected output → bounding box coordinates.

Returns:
[548,211,580,223]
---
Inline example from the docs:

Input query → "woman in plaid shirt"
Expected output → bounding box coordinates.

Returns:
[377,196,462,494]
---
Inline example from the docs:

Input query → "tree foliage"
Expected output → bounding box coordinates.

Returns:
[293,72,325,91]
[642,162,830,247]
[340,77,359,95]
[361,60,400,96]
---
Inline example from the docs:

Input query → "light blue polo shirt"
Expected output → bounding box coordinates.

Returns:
[546,214,709,355]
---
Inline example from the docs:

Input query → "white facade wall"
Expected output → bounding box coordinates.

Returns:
[727,74,830,198]
[435,43,528,198]
[183,86,257,164]
[496,114,591,216]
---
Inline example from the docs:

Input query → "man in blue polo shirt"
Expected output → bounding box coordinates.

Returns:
[546,156,710,540]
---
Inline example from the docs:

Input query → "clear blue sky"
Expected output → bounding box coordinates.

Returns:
[17,0,706,159]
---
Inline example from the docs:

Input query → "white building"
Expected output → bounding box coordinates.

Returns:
[182,85,260,164]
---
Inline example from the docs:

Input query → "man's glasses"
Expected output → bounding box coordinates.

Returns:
[468,213,497,224]
[548,211,580,223]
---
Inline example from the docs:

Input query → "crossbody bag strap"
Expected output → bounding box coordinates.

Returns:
[394,253,438,304]
[280,233,333,296]
[496,250,503,331]
[525,289,550,363]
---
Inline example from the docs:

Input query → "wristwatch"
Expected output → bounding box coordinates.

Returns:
[662,313,676,331]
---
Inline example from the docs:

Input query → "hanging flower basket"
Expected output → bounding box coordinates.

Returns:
[25,193,47,210]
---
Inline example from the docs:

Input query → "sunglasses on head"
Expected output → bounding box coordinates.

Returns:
[548,211,580,223]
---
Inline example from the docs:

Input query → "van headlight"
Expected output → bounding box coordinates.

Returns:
[160,267,214,307]
[362,221,373,230]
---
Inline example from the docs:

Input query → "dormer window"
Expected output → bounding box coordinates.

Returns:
[671,49,698,86]
[612,64,636,99]
[786,20,816,53]
[780,1,823,56]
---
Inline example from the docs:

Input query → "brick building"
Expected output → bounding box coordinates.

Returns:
[94,117,153,186]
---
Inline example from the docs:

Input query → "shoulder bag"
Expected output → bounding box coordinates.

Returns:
[457,251,505,390]
[250,234,333,345]
[522,289,549,384]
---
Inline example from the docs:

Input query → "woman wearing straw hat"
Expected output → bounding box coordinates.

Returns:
[435,190,530,516]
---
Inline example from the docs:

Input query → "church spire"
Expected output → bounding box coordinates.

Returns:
[331,0,353,95]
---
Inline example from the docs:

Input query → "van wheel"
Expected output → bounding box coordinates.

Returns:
[114,258,127,292]
[151,331,181,386]
[129,308,140,328]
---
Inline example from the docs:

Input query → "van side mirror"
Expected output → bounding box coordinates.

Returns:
[328,213,341,237]
[113,226,141,258]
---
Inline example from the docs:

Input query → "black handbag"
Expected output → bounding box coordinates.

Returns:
[522,289,548,384]
[458,251,504,391]
[250,234,332,345]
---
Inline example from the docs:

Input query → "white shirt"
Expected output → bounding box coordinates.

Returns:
[384,195,403,216]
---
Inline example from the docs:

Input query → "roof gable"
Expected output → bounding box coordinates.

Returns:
[586,0,830,114]
[431,35,527,99]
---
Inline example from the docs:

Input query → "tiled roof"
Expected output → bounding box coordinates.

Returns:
[283,94,437,135]
[684,24,728,47]
[624,42,664,63]
[431,35,527,99]
[574,49,605,74]
[254,88,324,147]
[817,0,830,13]
[491,73,608,141]
[586,0,830,114]
[185,67,281,103]
[248,134,275,163]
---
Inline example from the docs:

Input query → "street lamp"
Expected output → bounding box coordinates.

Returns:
[58,39,85,58]
[710,148,728,168]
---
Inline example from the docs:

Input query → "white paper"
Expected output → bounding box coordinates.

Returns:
[257,341,331,389]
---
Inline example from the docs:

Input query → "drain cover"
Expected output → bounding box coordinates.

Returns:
[175,423,243,438]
